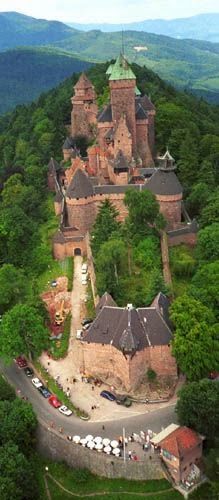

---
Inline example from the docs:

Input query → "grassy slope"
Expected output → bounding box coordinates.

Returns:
[0,48,92,114]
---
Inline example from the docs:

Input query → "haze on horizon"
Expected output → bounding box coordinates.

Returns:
[0,0,219,24]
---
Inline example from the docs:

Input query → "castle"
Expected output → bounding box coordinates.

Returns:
[48,53,197,259]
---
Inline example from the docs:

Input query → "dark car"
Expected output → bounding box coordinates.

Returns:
[24,366,34,377]
[81,318,92,326]
[14,356,28,369]
[38,386,51,398]
[116,396,132,407]
[100,390,116,401]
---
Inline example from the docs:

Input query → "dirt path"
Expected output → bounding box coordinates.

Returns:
[45,473,174,498]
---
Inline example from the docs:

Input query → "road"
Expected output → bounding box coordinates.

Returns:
[0,360,177,439]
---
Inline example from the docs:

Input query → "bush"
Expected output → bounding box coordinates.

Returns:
[147,369,157,382]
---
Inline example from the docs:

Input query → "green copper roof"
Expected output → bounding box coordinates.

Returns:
[109,54,136,81]
[135,86,141,96]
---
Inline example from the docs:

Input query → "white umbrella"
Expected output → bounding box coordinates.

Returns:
[85,434,93,442]
[103,445,112,454]
[112,447,120,456]
[95,443,103,452]
[87,441,95,449]
[111,440,119,448]
[80,438,87,447]
[102,438,111,446]
[73,435,80,443]
[94,436,102,444]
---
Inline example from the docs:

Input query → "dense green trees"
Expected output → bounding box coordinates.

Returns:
[124,189,165,239]
[176,379,219,443]
[196,224,219,262]
[170,296,219,380]
[0,264,28,314]
[0,304,48,361]
[91,200,120,256]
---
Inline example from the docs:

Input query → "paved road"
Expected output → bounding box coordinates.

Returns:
[0,360,177,439]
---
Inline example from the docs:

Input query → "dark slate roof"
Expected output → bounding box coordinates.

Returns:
[146,169,182,196]
[63,137,75,150]
[97,104,112,123]
[105,128,114,140]
[54,191,63,203]
[66,169,94,199]
[95,292,117,315]
[135,102,148,120]
[138,95,155,112]
[53,230,66,244]
[151,292,172,330]
[83,303,172,353]
[48,158,61,172]
[114,151,129,170]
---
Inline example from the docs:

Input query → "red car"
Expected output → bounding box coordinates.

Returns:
[48,395,62,408]
[14,356,28,369]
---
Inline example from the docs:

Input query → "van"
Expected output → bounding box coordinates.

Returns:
[81,263,88,274]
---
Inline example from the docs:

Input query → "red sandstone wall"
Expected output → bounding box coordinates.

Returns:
[136,121,154,167]
[156,195,182,226]
[110,80,136,152]
[82,343,130,389]
[66,197,97,233]
[148,112,155,154]
[53,239,86,260]
[114,116,132,161]
[149,345,177,377]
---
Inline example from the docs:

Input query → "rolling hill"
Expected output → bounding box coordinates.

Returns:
[0,12,219,109]
[0,48,92,114]
[69,13,219,43]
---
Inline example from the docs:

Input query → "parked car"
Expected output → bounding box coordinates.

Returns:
[116,396,132,407]
[14,356,27,369]
[59,405,72,416]
[32,377,43,389]
[51,280,57,287]
[76,329,83,340]
[24,366,34,377]
[48,395,62,408]
[38,386,51,398]
[81,318,92,326]
[100,390,116,401]
[82,322,91,331]
[81,277,87,285]
[81,263,88,274]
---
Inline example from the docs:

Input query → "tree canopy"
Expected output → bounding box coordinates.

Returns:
[176,379,219,443]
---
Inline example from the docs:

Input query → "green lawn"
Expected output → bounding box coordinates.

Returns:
[36,460,182,500]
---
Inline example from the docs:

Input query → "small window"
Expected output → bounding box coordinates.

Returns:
[183,466,187,471]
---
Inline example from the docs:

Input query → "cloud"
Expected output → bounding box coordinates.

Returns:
[0,0,218,23]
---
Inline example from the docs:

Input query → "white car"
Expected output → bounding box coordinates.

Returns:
[32,377,43,389]
[76,329,83,339]
[81,278,87,285]
[59,405,72,416]
[81,263,88,274]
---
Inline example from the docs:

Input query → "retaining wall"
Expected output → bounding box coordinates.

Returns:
[36,420,163,480]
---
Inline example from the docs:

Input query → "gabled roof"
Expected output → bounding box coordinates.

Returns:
[146,169,182,196]
[105,128,114,140]
[63,137,75,150]
[74,73,93,90]
[160,427,203,459]
[97,104,112,123]
[48,157,61,172]
[138,94,155,112]
[66,169,94,199]
[114,150,129,171]
[151,292,172,329]
[96,292,117,315]
[135,102,148,120]
[109,54,136,81]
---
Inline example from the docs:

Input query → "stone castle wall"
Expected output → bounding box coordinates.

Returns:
[36,420,163,480]
[110,80,136,151]
[149,346,177,378]
[156,194,182,226]
[136,120,154,167]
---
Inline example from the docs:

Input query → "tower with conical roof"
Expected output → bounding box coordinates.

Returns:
[71,73,98,140]
[108,54,137,153]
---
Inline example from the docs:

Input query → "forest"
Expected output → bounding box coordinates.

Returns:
[0,61,218,498]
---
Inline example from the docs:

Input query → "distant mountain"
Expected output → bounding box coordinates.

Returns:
[0,11,75,50]
[0,48,92,114]
[69,13,219,43]
[0,12,219,106]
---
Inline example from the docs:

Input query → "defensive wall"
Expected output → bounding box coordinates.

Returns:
[36,419,164,480]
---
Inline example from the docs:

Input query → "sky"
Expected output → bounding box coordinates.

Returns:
[0,0,219,24]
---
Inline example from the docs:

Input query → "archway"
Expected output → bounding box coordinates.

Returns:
[74,247,82,256]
